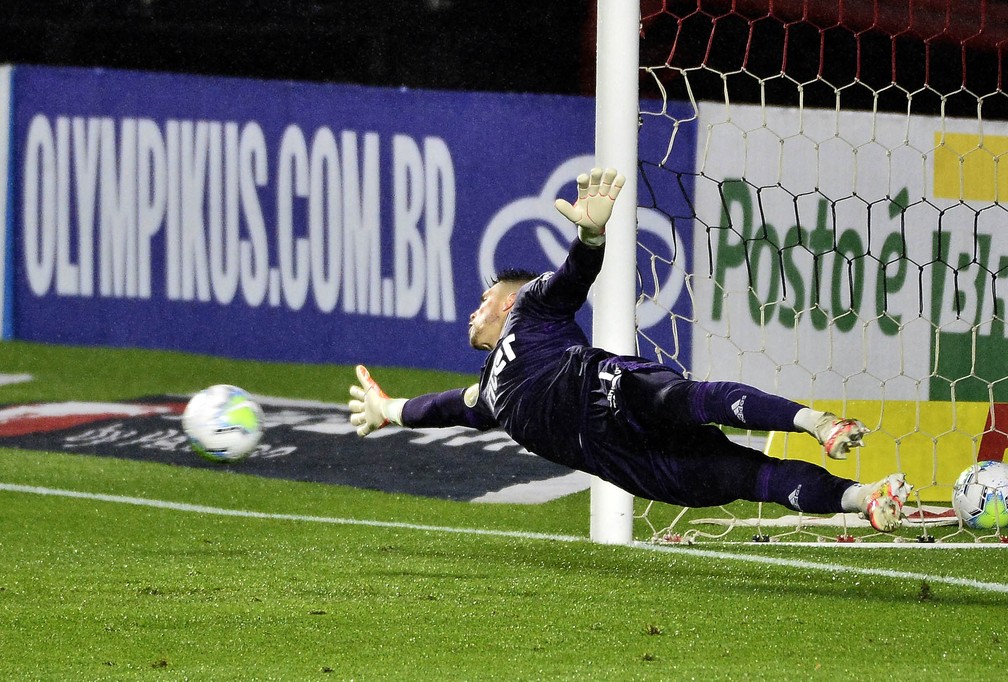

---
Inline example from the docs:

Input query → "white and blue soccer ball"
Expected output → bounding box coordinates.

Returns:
[182,385,264,463]
[951,461,1008,530]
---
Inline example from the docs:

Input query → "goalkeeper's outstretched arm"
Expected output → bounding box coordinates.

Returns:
[348,365,496,437]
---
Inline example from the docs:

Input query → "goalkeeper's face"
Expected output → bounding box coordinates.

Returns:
[468,283,518,351]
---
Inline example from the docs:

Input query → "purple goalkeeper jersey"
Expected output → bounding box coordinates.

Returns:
[402,238,622,472]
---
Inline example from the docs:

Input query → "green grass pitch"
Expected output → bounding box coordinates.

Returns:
[0,341,1005,680]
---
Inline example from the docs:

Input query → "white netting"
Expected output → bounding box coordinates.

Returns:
[634,0,1008,543]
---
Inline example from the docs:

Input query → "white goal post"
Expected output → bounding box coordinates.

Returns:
[589,0,639,545]
[0,65,10,341]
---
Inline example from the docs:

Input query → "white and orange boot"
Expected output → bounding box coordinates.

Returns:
[814,412,869,460]
[858,473,913,532]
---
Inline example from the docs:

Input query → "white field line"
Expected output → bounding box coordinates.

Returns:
[0,483,584,543]
[636,542,1008,594]
[4,482,1008,595]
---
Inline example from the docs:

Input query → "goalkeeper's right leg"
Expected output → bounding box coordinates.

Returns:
[648,425,858,513]
[842,474,913,532]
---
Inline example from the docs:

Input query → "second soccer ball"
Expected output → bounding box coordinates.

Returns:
[951,461,1008,530]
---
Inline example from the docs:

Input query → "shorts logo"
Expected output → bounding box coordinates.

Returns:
[788,484,802,510]
[599,368,622,410]
[731,396,747,423]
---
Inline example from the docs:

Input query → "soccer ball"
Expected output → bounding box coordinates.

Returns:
[951,461,1008,530]
[182,385,264,463]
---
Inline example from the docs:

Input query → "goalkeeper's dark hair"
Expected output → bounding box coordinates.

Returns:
[489,268,540,287]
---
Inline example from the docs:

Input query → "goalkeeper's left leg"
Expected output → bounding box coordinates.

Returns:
[609,361,805,433]
[608,361,867,459]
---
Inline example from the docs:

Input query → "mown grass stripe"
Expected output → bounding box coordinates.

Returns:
[5,482,1007,595]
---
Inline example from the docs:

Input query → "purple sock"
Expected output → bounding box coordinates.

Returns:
[755,459,856,513]
[690,381,804,432]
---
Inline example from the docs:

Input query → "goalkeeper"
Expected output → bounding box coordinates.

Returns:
[349,168,911,532]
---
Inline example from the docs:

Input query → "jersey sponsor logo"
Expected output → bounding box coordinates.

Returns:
[485,333,516,410]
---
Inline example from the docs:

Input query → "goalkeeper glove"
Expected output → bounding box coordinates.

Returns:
[348,365,406,436]
[554,167,626,246]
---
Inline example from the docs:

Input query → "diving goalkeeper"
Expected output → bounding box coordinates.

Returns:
[349,168,912,532]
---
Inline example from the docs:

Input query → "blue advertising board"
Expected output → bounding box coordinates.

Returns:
[7,66,694,373]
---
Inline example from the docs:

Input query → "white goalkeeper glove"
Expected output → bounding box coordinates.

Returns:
[348,365,406,437]
[554,167,626,246]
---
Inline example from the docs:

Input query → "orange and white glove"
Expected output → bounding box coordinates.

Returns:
[348,365,406,436]
[553,167,626,246]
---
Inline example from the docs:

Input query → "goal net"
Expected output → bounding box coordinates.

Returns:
[633,0,1008,542]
